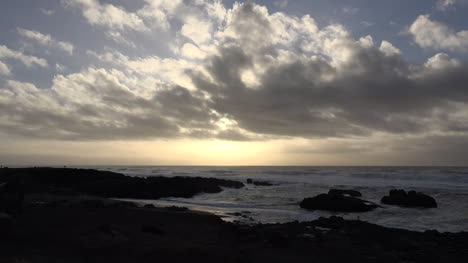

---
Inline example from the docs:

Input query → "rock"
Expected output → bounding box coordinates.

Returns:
[0,212,14,233]
[381,189,437,208]
[267,231,289,248]
[0,168,245,200]
[78,199,106,208]
[164,206,188,212]
[246,179,273,186]
[141,225,164,235]
[328,189,362,197]
[144,204,155,209]
[253,181,273,186]
[300,193,378,212]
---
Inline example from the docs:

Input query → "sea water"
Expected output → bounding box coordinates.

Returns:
[86,166,468,232]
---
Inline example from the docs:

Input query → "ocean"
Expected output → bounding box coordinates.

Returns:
[85,166,468,232]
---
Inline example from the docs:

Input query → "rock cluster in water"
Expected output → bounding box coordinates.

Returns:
[301,188,438,213]
[246,179,273,186]
[300,190,378,212]
[381,189,437,208]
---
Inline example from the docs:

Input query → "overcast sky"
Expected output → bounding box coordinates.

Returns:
[1,0,468,166]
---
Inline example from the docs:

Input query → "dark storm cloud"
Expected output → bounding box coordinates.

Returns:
[190,33,468,139]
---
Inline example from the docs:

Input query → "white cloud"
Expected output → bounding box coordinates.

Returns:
[39,8,56,16]
[56,63,67,73]
[343,7,359,15]
[89,49,196,89]
[137,0,183,31]
[17,28,75,55]
[379,40,401,56]
[181,43,207,59]
[0,45,48,68]
[409,15,468,52]
[425,53,461,70]
[105,31,136,48]
[203,0,227,22]
[0,67,215,140]
[62,0,148,32]
[436,0,468,11]
[0,61,11,75]
[360,21,373,27]
[181,16,213,45]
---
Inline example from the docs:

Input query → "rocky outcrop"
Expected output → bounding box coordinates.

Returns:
[300,193,378,212]
[246,179,273,186]
[328,189,362,197]
[381,189,437,208]
[0,168,244,200]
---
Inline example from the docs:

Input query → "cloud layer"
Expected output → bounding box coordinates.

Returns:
[1,1,468,148]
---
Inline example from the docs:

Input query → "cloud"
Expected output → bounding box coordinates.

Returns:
[181,43,207,59]
[0,45,48,70]
[105,31,136,47]
[436,0,468,11]
[0,68,215,140]
[342,7,359,15]
[379,40,401,56]
[408,15,468,52]
[188,3,468,139]
[137,0,183,31]
[62,0,148,32]
[360,21,373,27]
[55,63,67,73]
[0,61,11,75]
[39,8,56,16]
[17,28,75,55]
[181,16,213,45]
[274,1,289,9]
[2,1,468,146]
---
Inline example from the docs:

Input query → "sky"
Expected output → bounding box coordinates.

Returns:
[1,0,468,166]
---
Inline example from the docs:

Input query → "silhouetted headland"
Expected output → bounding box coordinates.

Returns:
[1,167,467,262]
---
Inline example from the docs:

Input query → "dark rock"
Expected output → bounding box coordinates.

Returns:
[328,189,362,197]
[381,189,437,208]
[0,212,14,233]
[141,225,164,235]
[300,193,378,212]
[253,181,273,186]
[144,204,155,209]
[79,199,106,208]
[0,168,245,200]
[165,206,188,212]
[246,178,273,186]
[267,231,289,248]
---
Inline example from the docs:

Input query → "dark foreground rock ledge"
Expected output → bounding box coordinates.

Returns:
[1,199,467,263]
[0,167,244,199]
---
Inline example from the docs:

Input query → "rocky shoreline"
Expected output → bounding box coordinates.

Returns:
[0,167,244,199]
[1,168,468,262]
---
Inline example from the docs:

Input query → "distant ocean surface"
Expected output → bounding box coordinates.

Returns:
[82,166,468,232]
